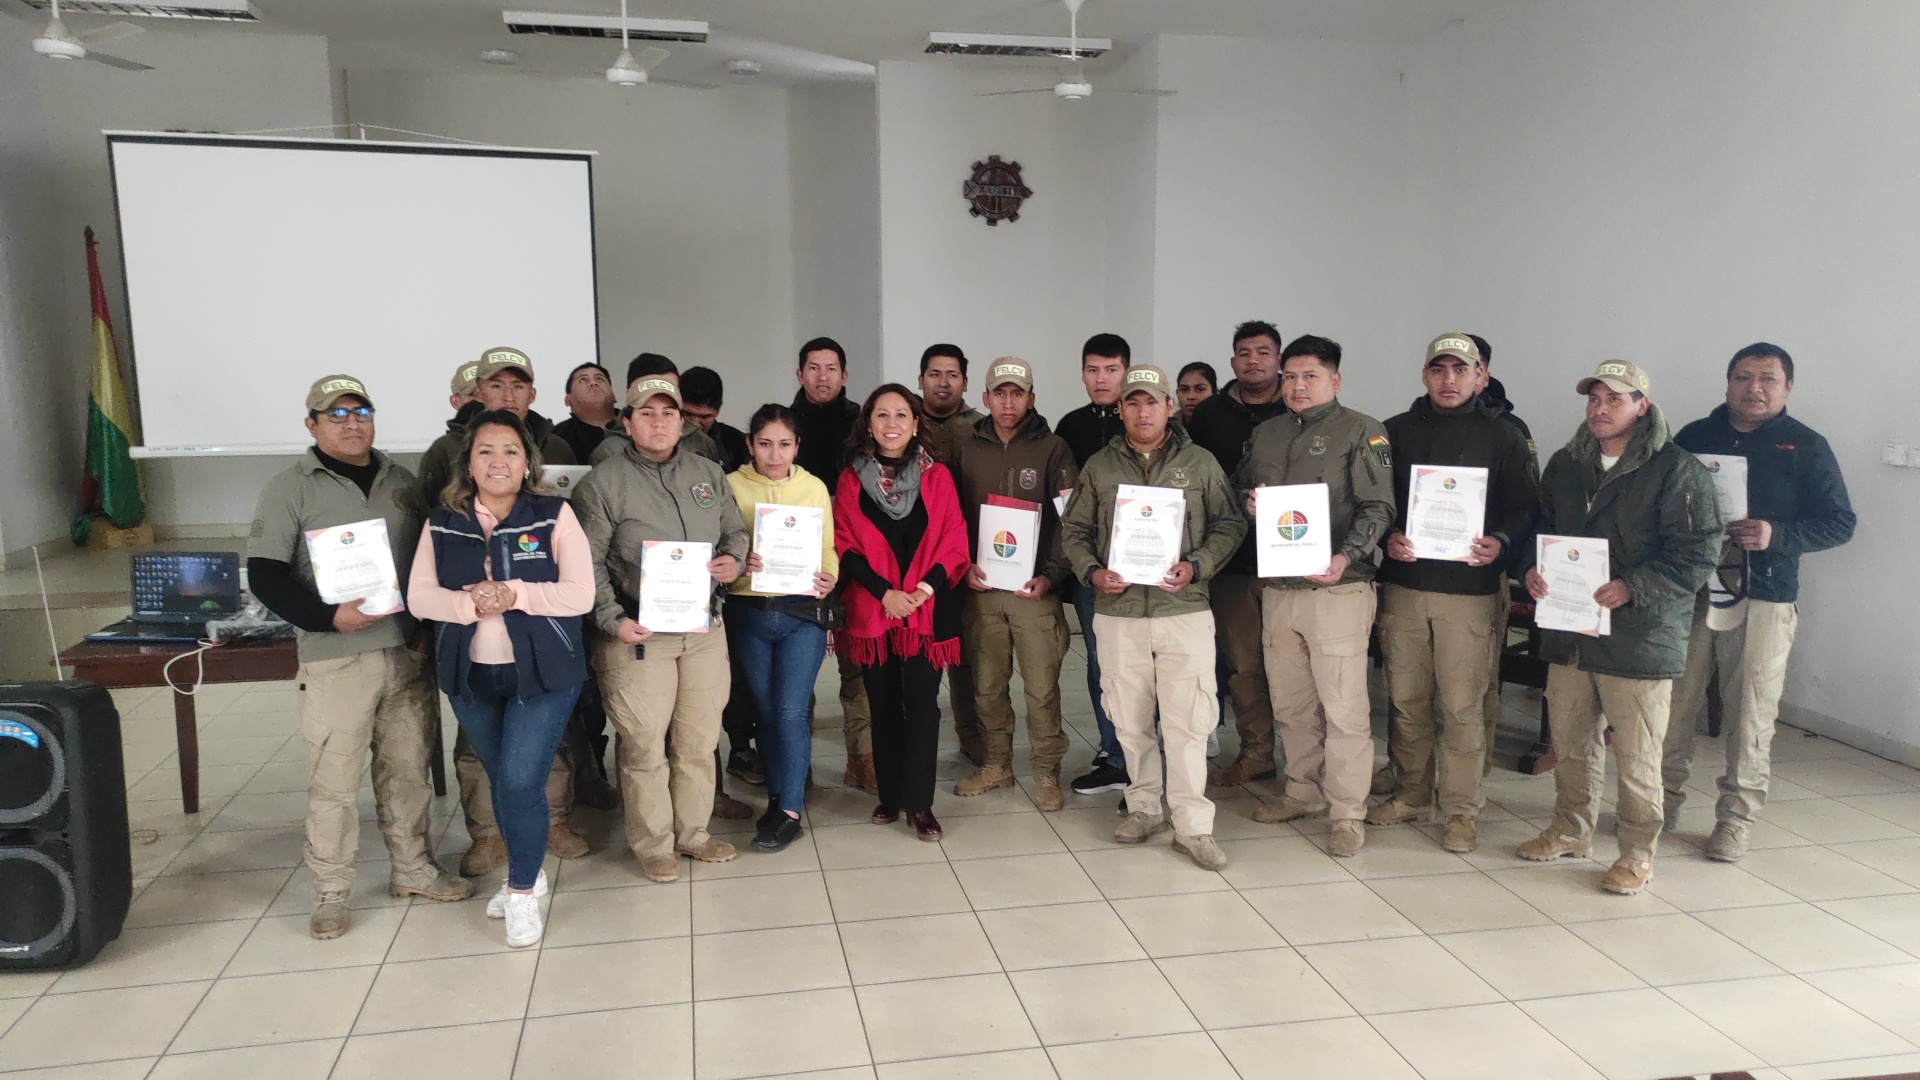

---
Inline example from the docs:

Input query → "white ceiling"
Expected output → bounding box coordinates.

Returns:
[12,0,1502,85]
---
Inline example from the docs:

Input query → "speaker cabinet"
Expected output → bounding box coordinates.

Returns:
[0,682,132,970]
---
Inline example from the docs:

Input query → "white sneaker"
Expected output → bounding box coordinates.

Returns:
[486,869,549,919]
[1207,729,1221,759]
[503,891,544,948]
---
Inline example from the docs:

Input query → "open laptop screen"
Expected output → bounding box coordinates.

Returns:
[129,552,242,624]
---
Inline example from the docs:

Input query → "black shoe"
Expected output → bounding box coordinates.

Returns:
[756,796,783,833]
[753,812,804,853]
[1071,761,1129,795]
[728,748,766,787]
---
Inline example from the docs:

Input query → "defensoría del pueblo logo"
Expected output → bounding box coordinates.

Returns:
[993,531,1018,559]
[1276,510,1310,542]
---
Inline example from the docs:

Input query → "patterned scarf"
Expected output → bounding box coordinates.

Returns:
[855,446,930,520]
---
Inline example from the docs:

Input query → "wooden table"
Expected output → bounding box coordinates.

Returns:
[58,637,445,814]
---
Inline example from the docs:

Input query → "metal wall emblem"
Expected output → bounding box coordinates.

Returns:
[963,155,1032,225]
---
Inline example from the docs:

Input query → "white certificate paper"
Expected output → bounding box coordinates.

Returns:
[1695,454,1747,526]
[305,519,403,615]
[1406,465,1488,562]
[750,504,824,596]
[1255,483,1333,578]
[977,500,1040,592]
[1109,485,1185,585]
[543,464,593,496]
[639,540,713,633]
[1535,535,1610,637]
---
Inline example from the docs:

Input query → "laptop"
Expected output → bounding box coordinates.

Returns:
[86,552,244,644]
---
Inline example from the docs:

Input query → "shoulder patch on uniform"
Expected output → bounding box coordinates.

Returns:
[1367,434,1392,468]
[691,482,716,508]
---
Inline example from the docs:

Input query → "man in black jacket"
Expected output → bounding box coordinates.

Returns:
[681,366,748,473]
[790,336,875,792]
[1369,335,1537,854]
[1661,343,1855,861]
[1187,320,1291,786]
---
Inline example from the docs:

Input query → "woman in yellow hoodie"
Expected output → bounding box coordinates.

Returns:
[726,403,840,852]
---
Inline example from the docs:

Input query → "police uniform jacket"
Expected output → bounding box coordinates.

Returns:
[1234,399,1396,590]
[951,411,1078,591]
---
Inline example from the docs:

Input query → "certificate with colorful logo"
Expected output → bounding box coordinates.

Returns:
[1535,535,1610,637]
[639,540,714,633]
[750,504,824,596]
[978,496,1040,592]
[304,519,403,615]
[1109,485,1186,585]
[1255,483,1332,578]
[1405,465,1488,562]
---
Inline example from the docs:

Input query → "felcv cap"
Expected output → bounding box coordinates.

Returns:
[475,346,535,384]
[625,376,683,409]
[986,357,1034,392]
[1120,364,1174,402]
[449,361,481,395]
[1426,334,1482,366]
[307,374,373,411]
[1575,359,1651,397]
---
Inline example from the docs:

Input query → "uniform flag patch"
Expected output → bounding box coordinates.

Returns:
[1367,434,1392,468]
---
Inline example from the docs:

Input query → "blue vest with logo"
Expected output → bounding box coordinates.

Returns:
[427,493,587,696]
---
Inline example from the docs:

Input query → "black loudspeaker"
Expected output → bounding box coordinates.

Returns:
[0,681,132,970]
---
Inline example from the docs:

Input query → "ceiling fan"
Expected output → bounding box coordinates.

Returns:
[603,0,712,89]
[976,0,1170,101]
[26,0,149,71]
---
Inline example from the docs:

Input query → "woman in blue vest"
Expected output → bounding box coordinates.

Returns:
[408,409,593,948]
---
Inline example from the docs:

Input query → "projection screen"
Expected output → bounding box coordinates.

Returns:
[107,132,598,455]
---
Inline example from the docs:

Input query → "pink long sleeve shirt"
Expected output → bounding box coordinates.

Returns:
[407,500,596,664]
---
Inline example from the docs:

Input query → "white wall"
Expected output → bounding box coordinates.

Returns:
[790,83,882,405]
[1403,0,1920,752]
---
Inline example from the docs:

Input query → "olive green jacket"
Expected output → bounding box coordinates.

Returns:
[1522,403,1720,681]
[1060,426,1247,619]
[1233,399,1396,589]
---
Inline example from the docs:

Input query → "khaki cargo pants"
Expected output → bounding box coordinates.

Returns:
[1482,576,1513,772]
[1545,658,1671,865]
[962,589,1071,774]
[814,650,873,757]
[1380,584,1499,821]
[1094,609,1218,838]
[1211,573,1276,765]
[1661,595,1798,827]
[595,630,729,862]
[297,645,438,894]
[1263,582,1378,822]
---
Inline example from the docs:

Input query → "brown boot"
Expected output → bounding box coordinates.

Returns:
[1032,770,1065,812]
[843,753,879,795]
[713,790,754,820]
[1211,754,1277,786]
[459,834,506,877]
[547,822,591,859]
[575,773,621,812]
[955,763,1016,796]
[958,732,988,768]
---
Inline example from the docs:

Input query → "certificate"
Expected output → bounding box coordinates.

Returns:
[1255,483,1333,578]
[977,497,1040,592]
[750,504,824,595]
[543,464,593,496]
[1534,535,1610,637]
[1108,485,1185,585]
[639,540,713,633]
[1405,465,1487,562]
[1695,454,1747,526]
[305,519,403,615]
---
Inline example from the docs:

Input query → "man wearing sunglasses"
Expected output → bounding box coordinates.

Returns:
[248,375,473,939]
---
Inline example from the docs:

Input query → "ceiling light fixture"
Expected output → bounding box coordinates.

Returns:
[725,58,761,78]
[479,48,518,65]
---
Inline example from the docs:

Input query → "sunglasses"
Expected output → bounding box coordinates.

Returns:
[319,406,375,423]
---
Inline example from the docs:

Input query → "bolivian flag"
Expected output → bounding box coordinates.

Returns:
[71,226,144,544]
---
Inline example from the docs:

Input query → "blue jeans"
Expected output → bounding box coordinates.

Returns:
[1071,581,1123,764]
[725,605,829,812]
[448,664,582,889]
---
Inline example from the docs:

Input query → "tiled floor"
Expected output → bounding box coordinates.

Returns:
[8,640,1920,1080]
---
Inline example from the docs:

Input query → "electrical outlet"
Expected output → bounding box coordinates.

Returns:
[1886,443,1911,466]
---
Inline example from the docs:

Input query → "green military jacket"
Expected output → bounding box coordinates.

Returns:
[417,408,576,513]
[1234,399,1395,590]
[571,438,749,635]
[951,412,1079,590]
[921,405,985,467]
[249,448,420,663]
[1060,425,1247,619]
[1524,404,1720,681]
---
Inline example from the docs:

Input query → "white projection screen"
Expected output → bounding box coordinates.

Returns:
[107,132,598,455]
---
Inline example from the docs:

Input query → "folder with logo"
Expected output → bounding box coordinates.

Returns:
[977,495,1041,592]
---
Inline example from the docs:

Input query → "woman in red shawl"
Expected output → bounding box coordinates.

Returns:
[834,384,970,840]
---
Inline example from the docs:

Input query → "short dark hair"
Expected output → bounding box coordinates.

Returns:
[919,343,968,377]
[1467,335,1493,367]
[1280,334,1343,371]
[680,366,724,409]
[1177,362,1218,391]
[566,362,610,394]
[1082,333,1131,366]
[747,403,800,443]
[1232,321,1283,352]
[627,352,677,388]
[846,383,927,462]
[798,336,847,372]
[1728,342,1794,382]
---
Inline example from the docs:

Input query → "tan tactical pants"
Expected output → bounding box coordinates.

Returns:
[1380,585,1499,821]
[1545,658,1671,865]
[595,631,729,861]
[1661,596,1798,827]
[963,590,1071,773]
[1094,610,1218,838]
[1263,582,1378,822]
[297,646,437,893]
[1482,577,1513,772]
[1211,573,1276,765]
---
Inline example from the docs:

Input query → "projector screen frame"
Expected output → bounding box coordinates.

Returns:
[103,130,602,458]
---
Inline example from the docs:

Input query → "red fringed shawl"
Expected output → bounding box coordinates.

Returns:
[831,460,971,669]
